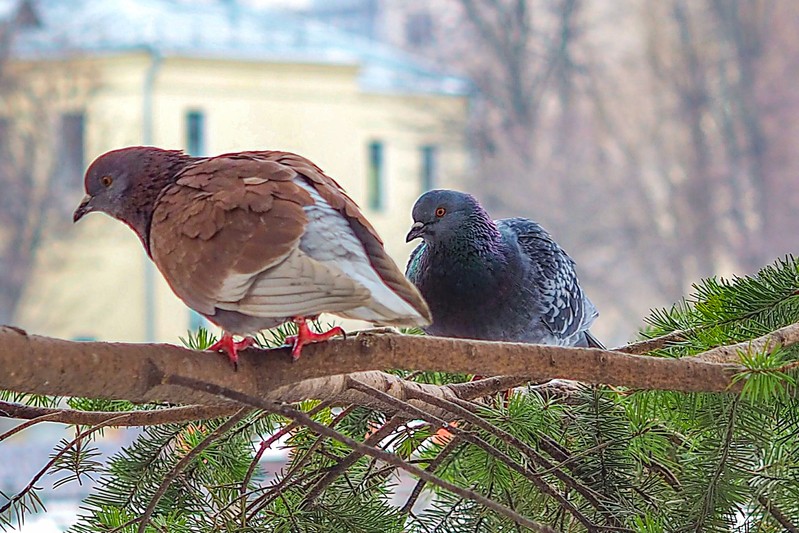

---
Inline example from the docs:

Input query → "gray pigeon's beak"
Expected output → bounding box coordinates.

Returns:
[73,195,93,223]
[406,221,425,242]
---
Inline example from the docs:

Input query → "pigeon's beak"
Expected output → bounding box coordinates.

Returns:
[73,195,93,223]
[405,221,425,242]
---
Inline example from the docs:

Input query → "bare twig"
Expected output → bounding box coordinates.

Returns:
[0,400,239,426]
[0,411,63,443]
[615,330,687,354]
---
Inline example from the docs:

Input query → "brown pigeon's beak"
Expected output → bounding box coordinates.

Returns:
[73,195,93,223]
[406,221,425,242]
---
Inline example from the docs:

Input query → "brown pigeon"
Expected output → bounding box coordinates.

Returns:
[73,146,431,366]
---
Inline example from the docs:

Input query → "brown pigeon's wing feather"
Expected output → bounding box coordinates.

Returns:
[149,157,314,316]
[149,152,428,331]
[271,152,432,323]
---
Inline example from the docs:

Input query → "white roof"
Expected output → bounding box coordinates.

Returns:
[6,0,471,95]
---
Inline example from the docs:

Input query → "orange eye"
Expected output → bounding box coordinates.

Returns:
[435,207,446,218]
[100,175,113,187]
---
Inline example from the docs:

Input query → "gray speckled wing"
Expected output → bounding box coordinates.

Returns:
[499,217,598,343]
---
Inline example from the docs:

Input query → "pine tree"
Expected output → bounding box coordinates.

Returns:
[3,257,799,532]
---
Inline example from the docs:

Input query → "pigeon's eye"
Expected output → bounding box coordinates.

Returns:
[100,175,113,187]
[435,207,446,218]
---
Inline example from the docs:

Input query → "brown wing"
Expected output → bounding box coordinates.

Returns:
[265,151,432,323]
[149,156,313,315]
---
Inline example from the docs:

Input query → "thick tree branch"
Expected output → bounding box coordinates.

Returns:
[693,322,799,363]
[0,327,750,410]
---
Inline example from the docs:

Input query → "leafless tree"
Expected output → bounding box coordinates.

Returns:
[388,0,799,343]
[0,5,94,323]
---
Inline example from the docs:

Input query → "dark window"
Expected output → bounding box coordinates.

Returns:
[367,140,384,210]
[421,144,438,191]
[405,12,434,47]
[60,112,85,185]
[186,110,205,156]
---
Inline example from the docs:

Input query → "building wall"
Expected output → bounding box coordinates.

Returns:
[13,52,469,343]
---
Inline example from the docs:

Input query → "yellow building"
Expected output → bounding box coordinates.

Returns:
[5,0,470,342]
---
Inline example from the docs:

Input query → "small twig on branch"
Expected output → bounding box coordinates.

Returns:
[163,373,557,533]
[0,411,63,443]
[615,330,687,355]
[0,400,240,427]
[757,494,799,533]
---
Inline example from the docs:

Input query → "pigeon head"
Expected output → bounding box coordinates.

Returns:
[406,189,492,244]
[74,146,191,244]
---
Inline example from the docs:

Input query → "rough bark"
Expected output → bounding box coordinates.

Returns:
[5,324,794,411]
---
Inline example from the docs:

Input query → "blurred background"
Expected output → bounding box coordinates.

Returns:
[3,0,799,349]
[1,0,798,530]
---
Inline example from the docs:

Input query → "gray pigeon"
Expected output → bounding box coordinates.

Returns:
[405,189,603,348]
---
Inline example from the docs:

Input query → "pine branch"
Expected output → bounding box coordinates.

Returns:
[757,494,799,533]
[136,408,250,533]
[163,373,558,533]
[0,413,132,519]
[302,414,407,504]
[346,377,610,532]
[694,322,799,363]
[245,405,361,518]
[400,434,462,514]
[692,397,739,532]
[237,400,331,519]
[406,389,618,526]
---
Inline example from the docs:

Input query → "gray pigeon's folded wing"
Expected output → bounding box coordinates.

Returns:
[501,217,595,338]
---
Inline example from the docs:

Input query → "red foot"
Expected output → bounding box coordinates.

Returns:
[208,333,255,369]
[282,317,345,361]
